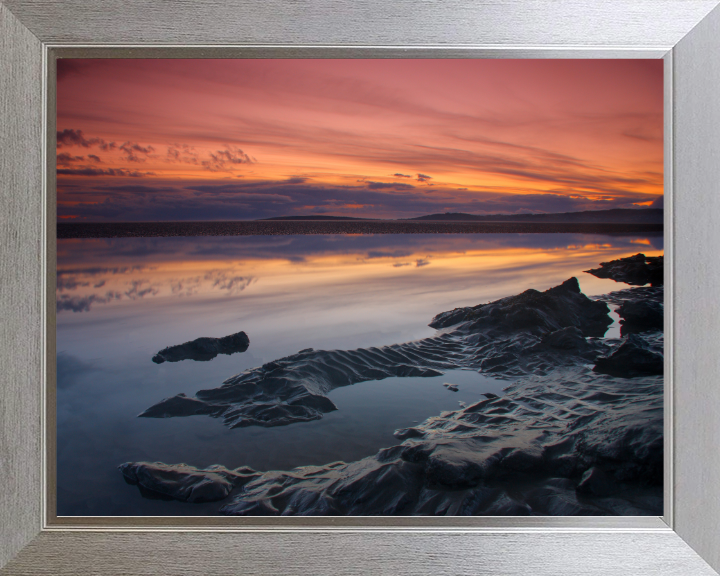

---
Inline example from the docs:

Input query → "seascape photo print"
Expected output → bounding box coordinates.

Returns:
[56,58,664,517]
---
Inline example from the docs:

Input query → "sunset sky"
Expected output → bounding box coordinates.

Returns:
[56,59,663,222]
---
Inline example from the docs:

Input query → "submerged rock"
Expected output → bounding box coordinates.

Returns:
[152,331,249,363]
[593,334,664,378]
[140,278,611,428]
[584,253,663,286]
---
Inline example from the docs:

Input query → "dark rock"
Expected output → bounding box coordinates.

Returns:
[593,334,664,378]
[594,286,663,307]
[118,462,259,503]
[537,326,589,350]
[617,300,663,336]
[137,393,227,418]
[430,277,611,337]
[584,253,663,286]
[152,331,249,363]
[576,466,614,497]
[394,427,425,440]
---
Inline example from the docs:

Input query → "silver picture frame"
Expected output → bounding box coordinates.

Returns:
[2,1,720,574]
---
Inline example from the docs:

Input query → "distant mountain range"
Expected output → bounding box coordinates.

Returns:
[407,208,663,223]
[261,208,662,224]
[261,215,371,221]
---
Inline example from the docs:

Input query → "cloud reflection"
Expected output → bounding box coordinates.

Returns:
[56,233,663,315]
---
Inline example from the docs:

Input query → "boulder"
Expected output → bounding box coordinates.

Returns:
[152,331,249,363]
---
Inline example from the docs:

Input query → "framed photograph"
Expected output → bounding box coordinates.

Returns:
[2,1,720,574]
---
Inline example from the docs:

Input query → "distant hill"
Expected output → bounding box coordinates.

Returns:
[407,208,663,224]
[261,215,371,221]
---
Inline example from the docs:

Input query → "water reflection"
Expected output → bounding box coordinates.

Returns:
[56,232,662,516]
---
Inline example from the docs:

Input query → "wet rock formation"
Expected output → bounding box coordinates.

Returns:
[584,253,663,286]
[216,365,662,516]
[123,364,663,515]
[428,278,611,337]
[616,301,663,336]
[593,333,664,378]
[594,286,664,336]
[124,270,666,516]
[152,331,249,363]
[140,277,611,428]
[119,462,259,503]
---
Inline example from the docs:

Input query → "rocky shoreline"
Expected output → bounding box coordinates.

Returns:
[120,254,664,516]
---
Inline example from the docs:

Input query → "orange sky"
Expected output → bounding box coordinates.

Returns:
[56,59,663,221]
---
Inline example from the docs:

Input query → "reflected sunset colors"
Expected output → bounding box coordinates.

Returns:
[56,233,663,516]
[57,233,662,362]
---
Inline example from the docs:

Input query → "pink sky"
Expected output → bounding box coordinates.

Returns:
[56,59,663,221]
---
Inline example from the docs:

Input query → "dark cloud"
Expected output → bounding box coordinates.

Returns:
[57,178,656,222]
[365,181,415,191]
[650,196,664,209]
[202,146,255,172]
[394,173,412,178]
[57,168,153,177]
[417,173,433,184]
[87,154,102,163]
[119,141,155,162]
[57,265,146,277]
[95,185,180,195]
[415,258,431,267]
[57,153,85,166]
[393,262,411,268]
[56,129,116,150]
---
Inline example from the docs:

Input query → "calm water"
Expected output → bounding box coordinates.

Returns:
[56,232,662,515]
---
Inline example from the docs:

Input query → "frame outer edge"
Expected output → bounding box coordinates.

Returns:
[0,1,44,570]
[1,0,719,46]
[2,531,720,576]
[672,3,720,573]
[2,1,720,575]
